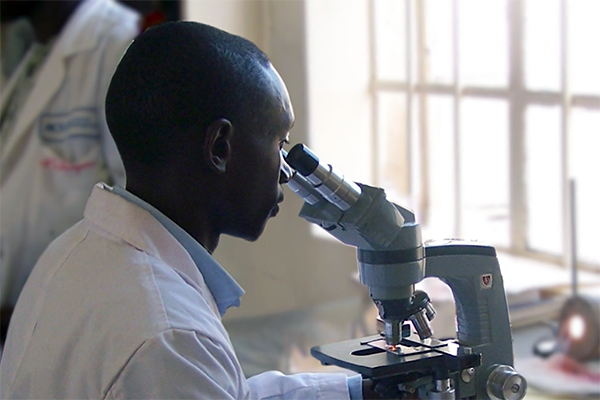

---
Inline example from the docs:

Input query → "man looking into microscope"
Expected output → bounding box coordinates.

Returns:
[0,21,392,399]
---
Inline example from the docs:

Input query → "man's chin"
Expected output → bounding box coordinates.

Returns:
[228,210,278,242]
[234,222,268,243]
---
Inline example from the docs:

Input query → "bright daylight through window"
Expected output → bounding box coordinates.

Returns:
[370,0,599,271]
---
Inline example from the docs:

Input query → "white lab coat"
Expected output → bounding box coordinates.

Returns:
[0,0,139,310]
[0,184,352,399]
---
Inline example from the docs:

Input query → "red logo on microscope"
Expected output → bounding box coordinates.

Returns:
[481,274,493,289]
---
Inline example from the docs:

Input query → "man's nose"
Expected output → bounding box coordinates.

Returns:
[279,150,293,184]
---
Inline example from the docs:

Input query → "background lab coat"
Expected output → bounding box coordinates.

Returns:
[0,0,140,310]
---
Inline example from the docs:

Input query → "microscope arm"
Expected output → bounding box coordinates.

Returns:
[424,240,525,399]
[424,241,513,357]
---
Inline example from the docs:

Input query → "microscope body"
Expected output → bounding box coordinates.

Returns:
[284,144,526,400]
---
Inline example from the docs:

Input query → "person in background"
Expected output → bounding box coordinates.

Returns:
[0,18,35,88]
[0,0,140,345]
[0,21,389,399]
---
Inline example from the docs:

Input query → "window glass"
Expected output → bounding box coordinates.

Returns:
[524,0,560,91]
[306,0,373,185]
[425,96,456,238]
[569,0,600,94]
[460,99,509,246]
[571,109,600,267]
[459,0,508,87]
[377,92,410,200]
[374,0,409,81]
[423,0,454,84]
[525,106,563,256]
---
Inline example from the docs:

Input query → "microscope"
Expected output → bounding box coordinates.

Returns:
[283,144,527,400]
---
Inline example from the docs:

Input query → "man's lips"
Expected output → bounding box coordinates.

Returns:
[270,196,284,217]
[270,204,280,217]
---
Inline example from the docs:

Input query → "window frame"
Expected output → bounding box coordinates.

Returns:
[368,0,600,271]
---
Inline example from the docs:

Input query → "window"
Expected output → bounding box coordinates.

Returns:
[368,0,600,270]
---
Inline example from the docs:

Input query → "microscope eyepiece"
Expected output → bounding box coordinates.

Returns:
[283,143,362,211]
[285,144,320,177]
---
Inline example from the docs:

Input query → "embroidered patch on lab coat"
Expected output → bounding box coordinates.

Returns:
[39,108,100,143]
[39,108,101,163]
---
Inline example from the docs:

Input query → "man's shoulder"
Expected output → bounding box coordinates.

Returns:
[34,219,90,268]
[57,219,227,340]
[2,217,238,399]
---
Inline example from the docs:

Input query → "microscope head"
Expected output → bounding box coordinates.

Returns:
[283,144,435,346]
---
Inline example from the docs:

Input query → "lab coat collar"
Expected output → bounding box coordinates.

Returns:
[110,185,244,316]
[84,183,244,317]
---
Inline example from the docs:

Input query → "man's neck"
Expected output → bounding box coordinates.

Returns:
[124,180,220,255]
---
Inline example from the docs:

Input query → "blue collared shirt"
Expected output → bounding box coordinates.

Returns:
[111,185,244,316]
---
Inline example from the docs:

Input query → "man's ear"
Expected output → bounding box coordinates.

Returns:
[204,119,233,173]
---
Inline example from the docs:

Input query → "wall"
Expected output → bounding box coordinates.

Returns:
[183,0,267,48]
[183,0,362,320]
[305,0,373,185]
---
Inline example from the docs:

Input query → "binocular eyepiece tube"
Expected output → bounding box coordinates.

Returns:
[283,144,362,211]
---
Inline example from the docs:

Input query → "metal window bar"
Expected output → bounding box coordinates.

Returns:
[406,0,414,199]
[367,0,379,186]
[416,0,430,225]
[452,0,461,239]
[508,0,527,254]
[560,0,573,270]
[374,82,599,109]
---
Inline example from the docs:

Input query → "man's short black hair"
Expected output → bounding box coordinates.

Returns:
[105,21,272,166]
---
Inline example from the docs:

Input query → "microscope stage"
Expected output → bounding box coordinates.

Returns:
[311,333,480,380]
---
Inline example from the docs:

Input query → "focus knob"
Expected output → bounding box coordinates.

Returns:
[486,365,527,400]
